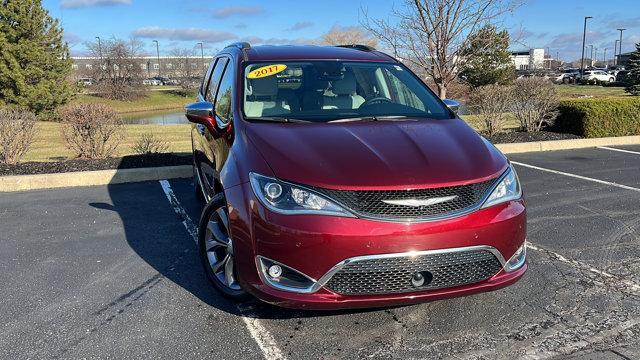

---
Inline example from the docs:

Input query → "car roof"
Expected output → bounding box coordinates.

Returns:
[232,44,396,63]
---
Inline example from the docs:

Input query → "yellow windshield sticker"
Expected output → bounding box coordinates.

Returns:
[247,64,287,79]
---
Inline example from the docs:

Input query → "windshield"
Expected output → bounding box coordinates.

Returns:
[242,61,450,122]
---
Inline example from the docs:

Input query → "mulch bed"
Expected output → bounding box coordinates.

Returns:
[486,130,582,144]
[0,153,191,176]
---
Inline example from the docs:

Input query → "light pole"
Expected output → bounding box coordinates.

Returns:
[614,39,620,65]
[152,40,160,77]
[196,42,204,71]
[580,16,592,75]
[603,48,608,67]
[95,36,102,60]
[617,28,626,62]
[589,44,594,67]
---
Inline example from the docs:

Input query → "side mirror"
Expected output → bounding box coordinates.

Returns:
[185,101,215,131]
[443,99,460,114]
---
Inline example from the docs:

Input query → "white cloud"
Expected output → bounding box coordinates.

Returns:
[212,6,263,18]
[287,21,314,31]
[131,26,237,43]
[60,0,131,9]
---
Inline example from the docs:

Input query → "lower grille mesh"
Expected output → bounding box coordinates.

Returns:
[325,249,502,295]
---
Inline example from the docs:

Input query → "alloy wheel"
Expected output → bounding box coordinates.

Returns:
[204,206,241,291]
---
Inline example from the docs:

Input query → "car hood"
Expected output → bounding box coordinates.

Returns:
[245,118,507,190]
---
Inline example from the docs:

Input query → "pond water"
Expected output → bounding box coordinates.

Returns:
[122,110,188,125]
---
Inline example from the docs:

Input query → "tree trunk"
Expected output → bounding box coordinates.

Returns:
[437,82,447,99]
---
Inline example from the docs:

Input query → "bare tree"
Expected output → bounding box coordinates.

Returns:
[511,77,559,132]
[468,84,513,135]
[85,37,147,100]
[319,25,378,48]
[60,104,124,159]
[168,48,200,93]
[0,107,37,164]
[362,0,520,99]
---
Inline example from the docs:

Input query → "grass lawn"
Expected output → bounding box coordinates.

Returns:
[555,84,628,99]
[73,90,194,114]
[25,122,192,162]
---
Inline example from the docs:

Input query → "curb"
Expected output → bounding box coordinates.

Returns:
[0,165,192,192]
[495,135,640,154]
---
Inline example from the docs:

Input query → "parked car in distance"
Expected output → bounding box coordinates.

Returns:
[185,43,527,310]
[143,78,162,86]
[152,76,179,86]
[77,77,94,86]
[579,70,616,84]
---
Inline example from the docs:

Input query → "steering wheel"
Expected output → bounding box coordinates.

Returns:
[360,96,393,107]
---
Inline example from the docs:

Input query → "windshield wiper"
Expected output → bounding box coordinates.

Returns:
[247,116,311,123]
[328,115,420,123]
[327,116,378,123]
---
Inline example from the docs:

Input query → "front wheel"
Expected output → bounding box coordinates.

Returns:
[198,194,248,299]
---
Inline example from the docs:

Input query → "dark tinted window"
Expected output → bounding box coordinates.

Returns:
[206,57,228,102]
[242,61,449,122]
[215,62,233,123]
[200,59,218,97]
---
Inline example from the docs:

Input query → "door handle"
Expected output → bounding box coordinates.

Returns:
[197,123,206,135]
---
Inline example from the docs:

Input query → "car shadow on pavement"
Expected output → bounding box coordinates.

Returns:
[93,179,382,320]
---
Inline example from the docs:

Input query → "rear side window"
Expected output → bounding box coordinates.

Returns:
[206,57,229,103]
[215,63,234,123]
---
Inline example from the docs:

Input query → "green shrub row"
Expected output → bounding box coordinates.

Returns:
[554,97,640,138]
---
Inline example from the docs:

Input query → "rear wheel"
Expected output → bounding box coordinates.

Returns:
[198,194,248,299]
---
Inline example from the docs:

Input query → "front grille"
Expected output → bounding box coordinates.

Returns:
[316,179,496,221]
[324,249,502,295]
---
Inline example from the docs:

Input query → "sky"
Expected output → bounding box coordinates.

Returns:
[42,0,640,61]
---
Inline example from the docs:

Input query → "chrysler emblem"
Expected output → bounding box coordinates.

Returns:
[382,195,458,207]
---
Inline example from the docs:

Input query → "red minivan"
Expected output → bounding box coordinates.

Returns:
[186,43,527,309]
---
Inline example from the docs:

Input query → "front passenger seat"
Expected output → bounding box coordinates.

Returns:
[322,72,365,110]
[245,75,290,117]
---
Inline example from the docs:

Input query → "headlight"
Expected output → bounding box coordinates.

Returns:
[481,165,522,208]
[249,173,354,217]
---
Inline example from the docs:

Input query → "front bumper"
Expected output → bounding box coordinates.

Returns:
[225,182,527,310]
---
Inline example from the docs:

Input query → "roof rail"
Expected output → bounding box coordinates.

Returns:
[225,42,251,50]
[336,44,376,52]
[224,42,251,61]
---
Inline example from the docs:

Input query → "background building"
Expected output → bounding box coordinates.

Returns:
[510,48,545,70]
[70,56,214,80]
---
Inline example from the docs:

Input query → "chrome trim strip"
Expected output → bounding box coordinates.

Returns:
[256,245,507,294]
[255,256,319,294]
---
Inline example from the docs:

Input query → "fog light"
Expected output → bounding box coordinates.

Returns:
[257,256,317,293]
[411,272,425,287]
[264,183,282,201]
[268,264,282,278]
[505,242,527,272]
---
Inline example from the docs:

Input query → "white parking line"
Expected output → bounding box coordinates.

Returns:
[159,180,287,360]
[511,161,640,193]
[597,146,640,155]
[527,243,640,294]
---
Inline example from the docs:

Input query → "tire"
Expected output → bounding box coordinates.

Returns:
[198,194,249,300]
[609,77,615,83]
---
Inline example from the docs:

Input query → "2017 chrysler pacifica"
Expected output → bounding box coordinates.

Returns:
[185,43,527,309]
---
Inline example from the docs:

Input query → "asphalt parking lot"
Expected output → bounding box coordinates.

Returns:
[1,146,640,360]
